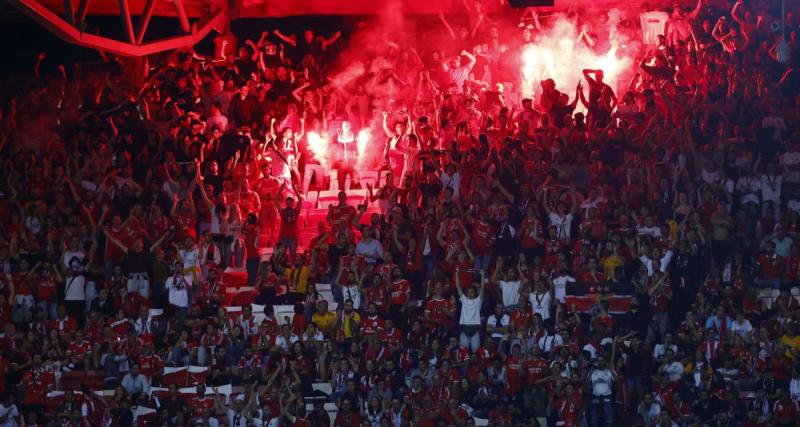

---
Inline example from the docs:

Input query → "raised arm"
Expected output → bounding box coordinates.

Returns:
[382,111,394,138]
[321,31,342,49]
[730,0,744,26]
[273,30,297,47]
[688,0,703,20]
[438,11,456,40]
[583,69,597,85]
[149,231,170,252]
[103,228,129,254]
[460,50,477,70]
[455,268,465,298]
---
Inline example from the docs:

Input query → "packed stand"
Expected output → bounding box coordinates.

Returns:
[1,0,800,426]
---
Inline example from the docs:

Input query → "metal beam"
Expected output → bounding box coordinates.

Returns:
[9,0,226,56]
[135,0,157,45]
[75,0,90,22]
[173,0,190,32]
[118,0,135,43]
[63,0,74,25]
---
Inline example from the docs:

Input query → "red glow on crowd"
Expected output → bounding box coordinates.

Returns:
[2,0,800,426]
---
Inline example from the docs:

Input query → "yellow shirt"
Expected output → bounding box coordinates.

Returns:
[341,311,361,339]
[601,255,623,279]
[312,311,337,338]
[780,334,800,359]
[284,266,309,294]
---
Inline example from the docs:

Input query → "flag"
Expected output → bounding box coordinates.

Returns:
[564,281,635,314]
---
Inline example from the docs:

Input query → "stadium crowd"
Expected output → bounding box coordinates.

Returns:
[1,0,800,426]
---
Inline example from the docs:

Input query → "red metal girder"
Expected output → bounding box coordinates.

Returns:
[118,0,135,43]
[135,0,158,45]
[9,0,227,56]
[173,0,190,32]
[63,0,74,24]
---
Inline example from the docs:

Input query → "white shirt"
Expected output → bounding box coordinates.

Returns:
[529,291,552,321]
[590,369,614,396]
[761,174,782,202]
[0,403,19,427]
[639,11,669,46]
[342,284,362,309]
[636,226,662,238]
[663,361,684,382]
[499,280,521,308]
[487,314,510,339]
[226,408,249,427]
[166,275,190,308]
[275,334,299,352]
[538,333,563,353]
[356,238,384,264]
[459,295,482,325]
[639,250,674,277]
[790,377,800,401]
[736,176,762,204]
[781,151,800,183]
[63,274,86,301]
[652,343,678,360]
[180,247,200,270]
[552,275,576,303]
[206,114,229,134]
[730,319,753,338]
[121,373,151,395]
[62,250,86,270]
[440,172,461,199]
[549,212,574,240]
[638,402,662,424]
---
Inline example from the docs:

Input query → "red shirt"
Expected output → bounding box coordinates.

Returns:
[51,316,78,334]
[381,327,403,347]
[67,340,93,357]
[523,357,548,384]
[243,223,260,258]
[424,297,453,325]
[279,206,302,239]
[554,394,583,426]
[520,218,543,248]
[174,211,197,240]
[389,279,411,306]
[756,253,783,279]
[104,226,129,262]
[472,220,496,252]
[504,355,524,393]
[199,279,224,306]
[786,255,800,281]
[773,399,798,423]
[36,276,58,300]
[138,354,163,378]
[364,285,388,311]
[509,307,531,331]
[329,204,356,233]
[333,411,361,427]
[362,314,385,336]
[189,396,215,415]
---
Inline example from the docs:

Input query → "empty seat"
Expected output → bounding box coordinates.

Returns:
[59,371,85,391]
[312,382,333,395]
[359,171,379,189]
[305,208,329,227]
[273,305,296,325]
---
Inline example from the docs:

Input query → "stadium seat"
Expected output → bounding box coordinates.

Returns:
[345,189,368,205]
[273,305,296,325]
[305,208,329,228]
[58,371,85,391]
[359,170,378,188]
